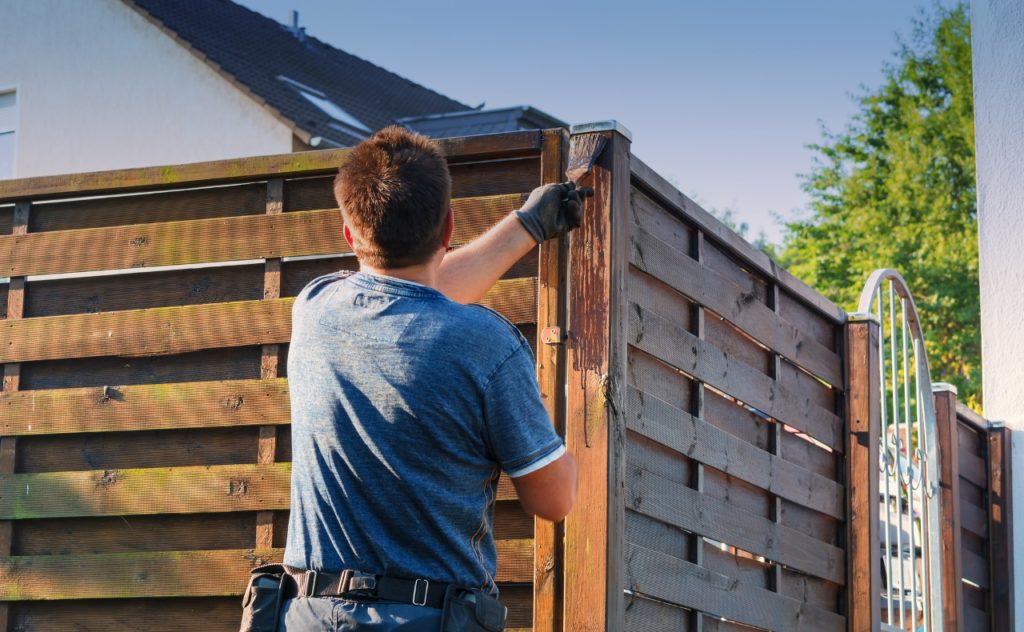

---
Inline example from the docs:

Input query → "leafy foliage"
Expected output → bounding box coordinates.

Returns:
[778,4,980,406]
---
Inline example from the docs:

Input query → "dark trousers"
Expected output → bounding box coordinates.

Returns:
[278,596,442,631]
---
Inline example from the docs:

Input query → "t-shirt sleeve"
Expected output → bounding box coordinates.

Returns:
[482,340,565,478]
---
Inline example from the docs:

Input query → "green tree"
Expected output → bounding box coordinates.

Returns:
[778,3,980,406]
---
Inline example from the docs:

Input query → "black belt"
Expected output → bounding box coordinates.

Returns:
[283,566,449,609]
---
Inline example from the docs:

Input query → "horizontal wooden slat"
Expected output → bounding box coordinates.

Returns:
[2,378,289,436]
[629,156,846,324]
[2,194,523,277]
[626,465,845,584]
[0,539,532,600]
[9,597,240,632]
[0,463,291,519]
[626,387,843,519]
[1,462,521,519]
[630,225,841,385]
[959,448,988,488]
[962,549,990,589]
[963,604,990,632]
[625,543,845,630]
[0,277,537,363]
[960,496,990,539]
[628,303,843,451]
[0,131,544,203]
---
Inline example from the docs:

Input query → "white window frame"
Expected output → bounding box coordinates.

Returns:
[0,84,20,180]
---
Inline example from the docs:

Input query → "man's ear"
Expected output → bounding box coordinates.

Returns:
[441,208,454,249]
[343,223,356,250]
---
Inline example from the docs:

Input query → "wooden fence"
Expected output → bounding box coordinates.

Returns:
[933,386,1014,631]
[0,129,566,631]
[0,123,1013,631]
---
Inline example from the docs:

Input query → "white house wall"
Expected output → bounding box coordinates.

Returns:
[972,0,1024,624]
[0,0,294,179]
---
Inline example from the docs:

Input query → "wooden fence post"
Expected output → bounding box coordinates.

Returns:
[988,422,1014,631]
[534,127,569,632]
[933,383,964,630]
[562,121,631,632]
[845,313,881,632]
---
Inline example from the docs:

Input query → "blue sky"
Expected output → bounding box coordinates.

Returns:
[238,0,957,244]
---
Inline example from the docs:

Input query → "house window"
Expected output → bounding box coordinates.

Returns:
[0,90,16,180]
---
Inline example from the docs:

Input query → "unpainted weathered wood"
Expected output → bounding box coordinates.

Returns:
[629,224,842,385]
[0,539,534,601]
[625,464,844,583]
[2,378,289,436]
[628,156,846,324]
[625,387,843,519]
[0,131,544,203]
[563,127,631,632]
[628,302,843,451]
[0,277,537,363]
[624,543,845,631]
[0,201,28,632]
[845,319,881,632]
[1,194,522,277]
[0,462,293,519]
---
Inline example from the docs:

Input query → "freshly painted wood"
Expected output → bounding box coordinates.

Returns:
[628,302,843,451]
[1,378,290,436]
[625,387,843,519]
[629,156,846,324]
[0,131,543,202]
[934,388,964,630]
[0,277,537,363]
[845,319,881,632]
[988,425,1014,630]
[630,223,842,385]
[624,543,845,630]
[626,465,845,583]
[0,194,521,277]
[533,127,566,632]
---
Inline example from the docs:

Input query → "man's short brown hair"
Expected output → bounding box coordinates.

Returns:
[334,126,451,268]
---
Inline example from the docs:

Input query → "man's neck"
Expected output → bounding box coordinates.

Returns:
[358,262,437,288]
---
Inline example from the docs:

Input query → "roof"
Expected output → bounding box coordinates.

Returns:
[400,106,567,139]
[124,0,473,147]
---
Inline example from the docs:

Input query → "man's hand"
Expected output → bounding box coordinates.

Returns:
[514,182,592,244]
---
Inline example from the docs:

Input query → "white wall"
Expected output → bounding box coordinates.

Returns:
[972,0,1024,624]
[0,0,294,179]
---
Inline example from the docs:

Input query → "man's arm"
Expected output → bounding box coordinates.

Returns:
[437,212,536,304]
[437,183,586,304]
[510,451,578,522]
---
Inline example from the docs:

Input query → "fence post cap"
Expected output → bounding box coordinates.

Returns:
[847,311,880,324]
[570,120,633,141]
[932,382,958,395]
[989,420,1006,429]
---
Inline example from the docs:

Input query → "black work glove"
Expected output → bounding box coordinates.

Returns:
[514,182,593,243]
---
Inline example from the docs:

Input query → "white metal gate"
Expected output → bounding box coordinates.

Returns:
[857,269,944,631]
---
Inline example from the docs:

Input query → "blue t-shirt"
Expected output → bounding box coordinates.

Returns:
[283,271,564,592]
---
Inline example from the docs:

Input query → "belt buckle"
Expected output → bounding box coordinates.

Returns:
[412,578,429,607]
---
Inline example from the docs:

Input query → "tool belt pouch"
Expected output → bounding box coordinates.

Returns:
[440,585,507,632]
[239,563,286,632]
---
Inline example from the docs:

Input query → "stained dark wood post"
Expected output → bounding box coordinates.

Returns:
[933,383,964,630]
[562,121,631,632]
[845,313,881,632]
[988,422,1014,631]
[533,127,569,632]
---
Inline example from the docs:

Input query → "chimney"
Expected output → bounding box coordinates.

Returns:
[290,10,307,43]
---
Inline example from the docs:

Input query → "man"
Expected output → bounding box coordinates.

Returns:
[278,126,580,630]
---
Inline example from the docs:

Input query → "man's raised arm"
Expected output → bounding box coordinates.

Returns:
[437,182,587,304]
